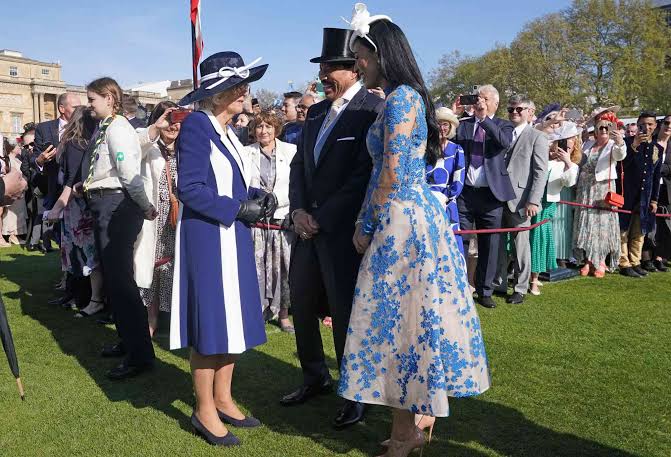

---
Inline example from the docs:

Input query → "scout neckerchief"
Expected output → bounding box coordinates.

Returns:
[83,115,117,191]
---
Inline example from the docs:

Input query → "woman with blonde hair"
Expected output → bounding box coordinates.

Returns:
[426,107,465,257]
[171,52,276,446]
[244,109,296,332]
[73,76,157,380]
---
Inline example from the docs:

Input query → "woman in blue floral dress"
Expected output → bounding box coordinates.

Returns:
[340,5,490,456]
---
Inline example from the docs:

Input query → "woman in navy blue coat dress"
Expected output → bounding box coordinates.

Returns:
[170,52,276,446]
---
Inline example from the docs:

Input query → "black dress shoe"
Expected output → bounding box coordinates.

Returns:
[101,342,126,358]
[506,292,525,304]
[96,314,115,325]
[632,265,648,276]
[619,267,641,278]
[280,377,333,406]
[653,260,669,272]
[48,294,74,306]
[333,400,366,430]
[641,260,657,272]
[191,413,240,446]
[217,410,261,428]
[477,296,496,308]
[26,244,38,252]
[106,361,153,380]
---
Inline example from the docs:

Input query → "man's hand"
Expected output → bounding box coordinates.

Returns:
[525,203,539,219]
[651,201,658,214]
[36,145,57,167]
[451,96,465,116]
[632,131,651,150]
[293,209,319,240]
[144,205,158,221]
[474,95,488,120]
[352,223,372,254]
[1,168,27,205]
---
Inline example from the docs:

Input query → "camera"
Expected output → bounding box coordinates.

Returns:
[169,109,193,124]
[459,94,479,106]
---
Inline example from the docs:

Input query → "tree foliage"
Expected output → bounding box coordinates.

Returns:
[430,0,671,115]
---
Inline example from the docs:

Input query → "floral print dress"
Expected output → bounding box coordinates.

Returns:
[338,85,490,417]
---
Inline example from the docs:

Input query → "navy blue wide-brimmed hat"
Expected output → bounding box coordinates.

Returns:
[178,51,268,106]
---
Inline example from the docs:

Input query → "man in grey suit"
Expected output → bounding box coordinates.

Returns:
[494,94,548,304]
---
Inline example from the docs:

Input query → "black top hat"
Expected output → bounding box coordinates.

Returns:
[310,28,356,64]
[178,51,268,106]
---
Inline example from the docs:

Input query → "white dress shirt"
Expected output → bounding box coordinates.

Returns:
[317,81,362,142]
[512,122,527,143]
[465,115,494,188]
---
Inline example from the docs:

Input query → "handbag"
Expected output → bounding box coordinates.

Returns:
[165,161,179,229]
[604,143,624,208]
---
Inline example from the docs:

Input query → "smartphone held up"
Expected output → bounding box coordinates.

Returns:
[169,109,193,124]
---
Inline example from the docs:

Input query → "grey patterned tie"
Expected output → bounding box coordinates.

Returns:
[314,97,345,163]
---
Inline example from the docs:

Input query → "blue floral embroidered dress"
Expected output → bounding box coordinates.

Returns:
[338,85,490,417]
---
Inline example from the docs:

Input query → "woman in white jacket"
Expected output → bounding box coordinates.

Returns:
[573,118,626,278]
[134,101,181,337]
[529,123,580,295]
[244,110,296,332]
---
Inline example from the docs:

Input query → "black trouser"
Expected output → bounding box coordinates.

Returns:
[87,191,154,366]
[289,238,354,387]
[458,185,505,298]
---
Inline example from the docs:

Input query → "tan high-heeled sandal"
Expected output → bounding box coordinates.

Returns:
[377,426,425,457]
[381,415,435,449]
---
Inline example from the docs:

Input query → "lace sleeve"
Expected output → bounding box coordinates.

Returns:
[360,86,420,234]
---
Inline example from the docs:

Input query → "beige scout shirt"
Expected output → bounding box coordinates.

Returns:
[86,116,152,211]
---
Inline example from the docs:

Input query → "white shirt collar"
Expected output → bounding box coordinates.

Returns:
[513,122,527,138]
[340,81,363,103]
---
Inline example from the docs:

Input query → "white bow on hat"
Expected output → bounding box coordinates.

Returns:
[344,3,392,52]
[200,57,263,90]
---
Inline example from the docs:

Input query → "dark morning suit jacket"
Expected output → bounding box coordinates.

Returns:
[128,117,145,129]
[288,86,383,380]
[455,116,515,203]
[33,119,62,209]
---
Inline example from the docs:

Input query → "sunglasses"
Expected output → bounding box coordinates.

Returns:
[507,106,528,114]
[663,120,671,127]
[598,126,610,132]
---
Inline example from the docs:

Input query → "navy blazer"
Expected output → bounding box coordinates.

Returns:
[455,116,515,202]
[33,119,62,209]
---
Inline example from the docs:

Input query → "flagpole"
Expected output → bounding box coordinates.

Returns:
[191,1,199,90]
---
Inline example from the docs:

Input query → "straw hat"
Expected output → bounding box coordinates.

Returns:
[436,107,459,139]
[586,105,620,127]
[547,122,582,142]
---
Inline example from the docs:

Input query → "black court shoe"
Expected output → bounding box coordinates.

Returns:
[217,410,261,428]
[191,413,240,446]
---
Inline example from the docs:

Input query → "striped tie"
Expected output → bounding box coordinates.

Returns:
[83,115,116,191]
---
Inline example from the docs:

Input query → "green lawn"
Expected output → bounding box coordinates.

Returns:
[0,246,669,457]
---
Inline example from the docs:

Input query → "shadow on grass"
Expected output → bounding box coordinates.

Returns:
[1,251,639,457]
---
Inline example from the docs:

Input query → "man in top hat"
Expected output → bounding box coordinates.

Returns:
[282,27,383,430]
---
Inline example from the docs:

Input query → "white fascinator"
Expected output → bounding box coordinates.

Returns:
[344,3,392,52]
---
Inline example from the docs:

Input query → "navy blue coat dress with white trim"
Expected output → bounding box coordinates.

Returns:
[170,110,266,355]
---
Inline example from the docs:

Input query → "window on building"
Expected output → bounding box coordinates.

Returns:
[11,113,22,134]
[9,66,18,77]
[41,68,50,76]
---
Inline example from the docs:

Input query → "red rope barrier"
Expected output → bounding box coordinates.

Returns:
[558,200,671,218]
[253,219,553,235]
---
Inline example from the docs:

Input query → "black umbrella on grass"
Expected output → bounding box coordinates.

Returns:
[0,294,24,400]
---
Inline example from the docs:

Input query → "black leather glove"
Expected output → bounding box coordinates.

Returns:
[236,196,266,224]
[262,192,278,218]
